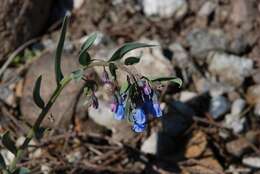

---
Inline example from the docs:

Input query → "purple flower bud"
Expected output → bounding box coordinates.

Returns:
[114,104,125,120]
[101,67,110,83]
[111,102,117,112]
[132,123,146,132]
[143,82,152,95]
[133,108,146,124]
[92,94,99,109]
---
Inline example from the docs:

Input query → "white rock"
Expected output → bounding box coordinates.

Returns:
[141,0,188,18]
[179,91,197,102]
[66,151,82,163]
[254,103,260,117]
[209,96,231,119]
[208,52,253,87]
[231,99,246,115]
[198,1,216,17]
[224,114,246,133]
[41,164,51,174]
[242,157,260,169]
[73,0,84,9]
[0,149,15,165]
[141,132,158,155]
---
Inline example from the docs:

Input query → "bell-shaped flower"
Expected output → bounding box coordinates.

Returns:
[133,108,146,124]
[114,104,125,120]
[132,123,146,132]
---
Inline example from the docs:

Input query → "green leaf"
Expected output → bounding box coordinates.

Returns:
[0,153,6,169]
[120,82,129,94]
[109,43,155,61]
[109,63,118,80]
[12,167,30,174]
[71,69,83,81]
[151,77,182,88]
[2,131,17,155]
[80,33,97,52]
[79,51,91,66]
[33,75,45,109]
[55,13,70,85]
[124,57,140,65]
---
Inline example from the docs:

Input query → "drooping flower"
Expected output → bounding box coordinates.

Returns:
[151,102,162,117]
[114,104,125,120]
[143,82,152,95]
[144,99,162,118]
[132,123,146,132]
[133,108,146,124]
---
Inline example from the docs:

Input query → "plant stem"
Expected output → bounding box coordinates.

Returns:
[9,76,72,172]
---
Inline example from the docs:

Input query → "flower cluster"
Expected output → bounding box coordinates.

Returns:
[111,79,162,132]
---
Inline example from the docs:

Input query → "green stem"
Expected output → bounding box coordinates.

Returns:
[9,76,72,172]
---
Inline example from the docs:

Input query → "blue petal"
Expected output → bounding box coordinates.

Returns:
[152,103,162,117]
[114,104,125,120]
[132,123,146,132]
[133,108,146,124]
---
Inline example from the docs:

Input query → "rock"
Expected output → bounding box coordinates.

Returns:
[209,81,234,97]
[169,43,189,69]
[209,96,231,119]
[186,29,228,61]
[41,164,51,174]
[66,150,82,163]
[230,0,258,25]
[224,114,246,133]
[208,52,253,87]
[141,0,188,19]
[0,86,15,106]
[73,0,85,9]
[179,91,198,102]
[254,103,260,117]
[20,51,86,128]
[198,1,216,18]
[194,78,211,93]
[0,0,52,61]
[229,35,249,55]
[246,85,260,105]
[231,99,246,115]
[185,131,207,158]
[163,101,194,136]
[141,131,176,156]
[226,138,251,157]
[242,157,260,169]
[0,149,15,165]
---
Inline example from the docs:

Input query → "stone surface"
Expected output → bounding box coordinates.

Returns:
[141,0,188,19]
[242,157,260,169]
[246,85,260,105]
[231,99,246,115]
[198,1,216,18]
[169,42,189,69]
[0,0,52,61]
[185,131,207,158]
[208,52,253,87]
[226,138,251,157]
[20,51,86,128]
[179,91,198,102]
[209,96,231,119]
[186,29,228,60]
[224,114,246,133]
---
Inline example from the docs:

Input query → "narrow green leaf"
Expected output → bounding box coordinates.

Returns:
[120,82,129,94]
[109,63,117,80]
[80,33,97,52]
[79,51,91,66]
[109,43,155,62]
[33,75,45,109]
[2,131,17,155]
[0,153,6,169]
[55,13,70,85]
[151,77,182,88]
[124,57,140,65]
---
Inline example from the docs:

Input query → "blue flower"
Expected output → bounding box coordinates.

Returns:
[114,104,125,120]
[144,100,162,118]
[133,108,146,124]
[132,123,146,132]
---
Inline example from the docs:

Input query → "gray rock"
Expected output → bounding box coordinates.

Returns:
[186,29,228,60]
[224,114,246,133]
[141,131,175,156]
[169,43,189,69]
[198,1,216,18]
[179,91,198,102]
[209,96,231,119]
[242,157,260,169]
[226,138,251,157]
[141,0,188,19]
[229,35,249,55]
[209,81,235,97]
[208,52,253,87]
[231,99,246,115]
[163,101,194,136]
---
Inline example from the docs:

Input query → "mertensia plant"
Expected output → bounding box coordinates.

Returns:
[0,13,182,173]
